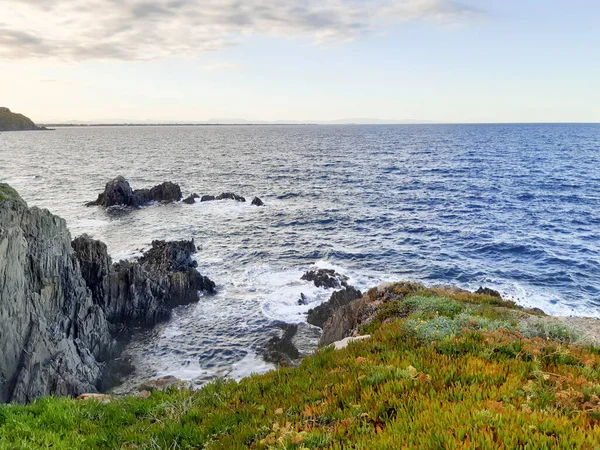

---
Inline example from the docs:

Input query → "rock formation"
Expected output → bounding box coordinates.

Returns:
[307,286,362,328]
[301,269,349,289]
[182,193,199,204]
[251,197,264,206]
[86,176,182,207]
[0,184,214,403]
[200,193,246,202]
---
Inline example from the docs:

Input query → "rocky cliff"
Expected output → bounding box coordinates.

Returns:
[0,184,214,403]
[0,107,43,131]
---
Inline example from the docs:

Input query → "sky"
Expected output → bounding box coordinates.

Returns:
[1,0,599,123]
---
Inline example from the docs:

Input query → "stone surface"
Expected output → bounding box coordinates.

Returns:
[307,286,363,328]
[301,269,349,289]
[251,197,264,206]
[0,183,215,403]
[216,193,246,202]
[263,324,300,367]
[200,195,216,202]
[86,177,182,207]
[475,286,502,298]
[182,193,199,204]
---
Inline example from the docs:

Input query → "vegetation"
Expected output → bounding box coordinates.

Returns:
[0,184,23,202]
[2,284,600,449]
[0,107,39,131]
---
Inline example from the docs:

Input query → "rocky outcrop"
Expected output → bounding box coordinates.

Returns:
[251,197,264,206]
[301,269,349,289]
[307,286,362,328]
[0,183,214,403]
[0,107,45,131]
[86,177,182,207]
[263,324,300,367]
[475,287,502,298]
[0,184,114,403]
[72,236,215,327]
[200,193,246,202]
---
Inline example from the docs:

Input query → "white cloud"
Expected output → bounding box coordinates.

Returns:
[1,0,481,61]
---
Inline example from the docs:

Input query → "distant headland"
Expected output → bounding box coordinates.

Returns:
[0,107,49,131]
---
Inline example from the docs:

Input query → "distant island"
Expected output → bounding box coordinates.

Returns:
[0,107,48,131]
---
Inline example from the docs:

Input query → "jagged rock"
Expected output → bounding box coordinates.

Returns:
[73,236,215,327]
[86,177,182,207]
[301,269,349,289]
[307,286,362,328]
[251,197,264,206]
[475,287,502,298]
[319,297,369,347]
[263,324,300,367]
[200,195,216,202]
[0,183,215,404]
[216,193,246,202]
[0,185,114,403]
[182,193,199,204]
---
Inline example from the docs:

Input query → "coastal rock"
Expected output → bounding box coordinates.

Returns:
[0,184,114,403]
[307,286,362,328]
[0,183,215,403]
[182,193,199,204]
[263,324,300,367]
[216,193,246,202]
[475,287,502,298]
[86,177,182,207]
[251,197,264,206]
[73,236,215,327]
[301,269,349,289]
[200,195,216,202]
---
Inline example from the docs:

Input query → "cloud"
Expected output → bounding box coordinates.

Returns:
[201,63,242,71]
[1,0,482,61]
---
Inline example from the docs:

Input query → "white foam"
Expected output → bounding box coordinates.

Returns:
[230,350,275,381]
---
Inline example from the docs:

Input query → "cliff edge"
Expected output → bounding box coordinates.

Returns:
[0,107,45,132]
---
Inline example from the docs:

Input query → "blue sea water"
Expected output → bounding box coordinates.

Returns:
[1,124,599,385]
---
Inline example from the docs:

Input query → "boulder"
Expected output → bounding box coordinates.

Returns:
[86,177,182,207]
[216,193,246,202]
[307,286,363,328]
[251,197,264,206]
[475,287,502,298]
[200,195,216,202]
[182,193,199,204]
[301,269,349,289]
[263,324,300,367]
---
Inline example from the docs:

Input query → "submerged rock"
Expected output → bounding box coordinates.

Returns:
[182,193,199,204]
[307,286,363,329]
[216,192,246,202]
[251,197,264,206]
[86,177,182,207]
[200,195,216,202]
[301,269,349,289]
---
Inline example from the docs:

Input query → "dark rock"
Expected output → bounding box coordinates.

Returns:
[263,324,300,367]
[319,298,369,347]
[0,186,114,403]
[216,192,246,202]
[307,286,362,328]
[298,293,308,305]
[73,236,215,327]
[475,287,502,298]
[86,177,182,207]
[182,193,199,204]
[301,269,349,289]
[0,182,217,404]
[200,195,216,202]
[251,197,264,206]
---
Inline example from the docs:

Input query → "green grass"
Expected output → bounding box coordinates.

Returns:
[1,285,600,449]
[0,184,23,202]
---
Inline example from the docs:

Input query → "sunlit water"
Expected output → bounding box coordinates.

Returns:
[2,124,599,387]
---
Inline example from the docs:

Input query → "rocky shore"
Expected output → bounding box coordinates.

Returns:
[0,183,214,403]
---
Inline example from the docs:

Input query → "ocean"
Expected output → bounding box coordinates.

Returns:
[2,123,599,387]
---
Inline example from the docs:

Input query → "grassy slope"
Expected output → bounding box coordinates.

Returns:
[1,284,600,449]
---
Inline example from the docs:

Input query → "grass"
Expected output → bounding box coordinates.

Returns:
[0,184,23,202]
[1,284,600,449]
